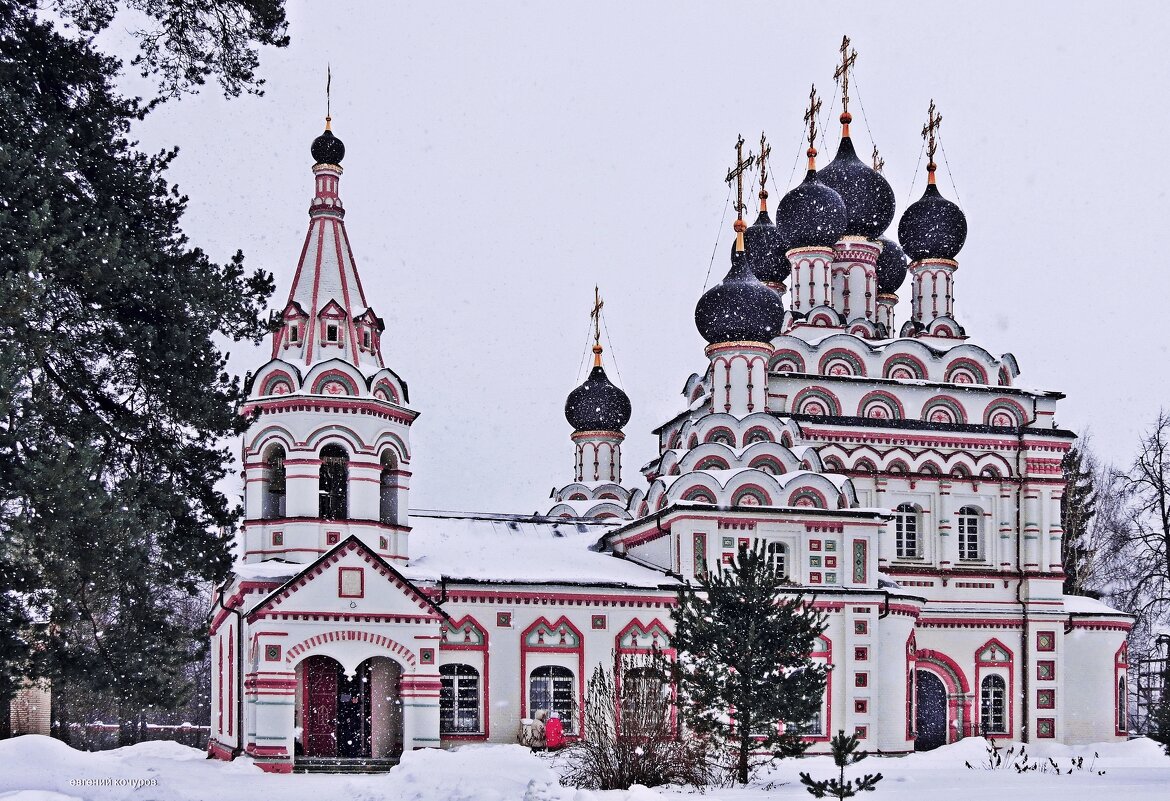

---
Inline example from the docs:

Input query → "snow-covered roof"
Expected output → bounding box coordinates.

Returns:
[400,510,674,589]
[1061,593,1131,616]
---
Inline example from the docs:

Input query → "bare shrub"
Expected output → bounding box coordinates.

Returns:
[558,651,713,790]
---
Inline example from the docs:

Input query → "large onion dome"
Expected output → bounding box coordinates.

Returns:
[696,228,785,344]
[817,130,896,238]
[742,203,790,285]
[565,360,632,432]
[898,180,967,261]
[311,126,346,165]
[776,163,848,249]
[875,236,909,293]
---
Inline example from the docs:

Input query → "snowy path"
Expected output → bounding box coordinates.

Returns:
[0,735,1166,801]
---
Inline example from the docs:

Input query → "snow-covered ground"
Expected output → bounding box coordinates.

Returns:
[0,735,1166,801]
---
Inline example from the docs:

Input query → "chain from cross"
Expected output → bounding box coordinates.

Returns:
[590,286,604,348]
[326,64,332,122]
[833,35,858,116]
[804,85,822,151]
[723,134,757,219]
[757,131,772,195]
[922,99,943,168]
[872,144,884,173]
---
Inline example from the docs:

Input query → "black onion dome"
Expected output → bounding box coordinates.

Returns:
[311,128,345,165]
[695,246,785,344]
[817,136,896,238]
[875,236,909,293]
[898,183,967,261]
[742,209,791,285]
[776,170,848,249]
[565,364,632,432]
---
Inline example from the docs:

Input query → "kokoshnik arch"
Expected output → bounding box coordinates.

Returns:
[208,57,1132,773]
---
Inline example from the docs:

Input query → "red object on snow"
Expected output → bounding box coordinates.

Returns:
[545,716,566,749]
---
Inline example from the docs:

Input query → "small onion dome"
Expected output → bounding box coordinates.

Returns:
[898,181,967,261]
[817,135,896,238]
[742,207,791,285]
[776,167,848,249]
[875,236,909,293]
[695,238,785,344]
[311,127,345,165]
[565,363,632,432]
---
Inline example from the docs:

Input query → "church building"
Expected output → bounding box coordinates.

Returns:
[207,54,1132,772]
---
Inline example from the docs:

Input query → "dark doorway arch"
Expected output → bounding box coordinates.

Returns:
[300,655,403,761]
[915,669,947,751]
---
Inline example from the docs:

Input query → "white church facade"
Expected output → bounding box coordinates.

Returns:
[207,80,1132,773]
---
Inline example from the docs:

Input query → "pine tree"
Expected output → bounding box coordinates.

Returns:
[798,730,883,799]
[671,542,829,784]
[0,0,280,738]
[1061,444,1099,597]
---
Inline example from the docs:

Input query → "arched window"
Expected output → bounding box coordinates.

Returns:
[980,674,1007,734]
[263,446,286,519]
[379,451,399,525]
[957,506,981,561]
[1117,676,1127,734]
[529,665,575,732]
[439,664,481,734]
[319,444,349,520]
[766,541,788,579]
[620,664,670,736]
[895,504,921,559]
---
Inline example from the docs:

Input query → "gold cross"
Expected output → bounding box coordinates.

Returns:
[590,286,604,350]
[723,134,756,221]
[757,131,772,201]
[804,84,822,153]
[872,144,884,173]
[326,64,332,128]
[922,99,943,169]
[833,35,858,115]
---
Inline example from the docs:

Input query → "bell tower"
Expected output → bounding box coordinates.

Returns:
[239,116,419,565]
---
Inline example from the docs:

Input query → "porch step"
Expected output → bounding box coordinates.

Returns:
[293,757,400,774]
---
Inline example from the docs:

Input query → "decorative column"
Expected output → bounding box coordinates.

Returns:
[573,430,625,483]
[876,292,898,333]
[909,258,958,326]
[787,246,835,314]
[399,672,442,750]
[244,667,296,773]
[831,236,880,324]
[705,341,773,417]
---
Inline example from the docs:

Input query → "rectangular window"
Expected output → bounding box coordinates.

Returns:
[440,665,481,734]
[288,324,299,344]
[895,506,919,558]
[693,532,708,579]
[529,666,575,733]
[326,323,339,343]
[363,330,371,349]
[958,507,981,561]
[853,540,868,583]
[338,567,364,598]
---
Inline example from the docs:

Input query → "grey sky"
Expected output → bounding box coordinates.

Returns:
[108,1,1170,512]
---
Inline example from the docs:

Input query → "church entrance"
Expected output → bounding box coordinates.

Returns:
[915,669,948,751]
[299,655,404,763]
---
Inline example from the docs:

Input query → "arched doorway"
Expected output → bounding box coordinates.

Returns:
[915,669,947,751]
[298,655,404,762]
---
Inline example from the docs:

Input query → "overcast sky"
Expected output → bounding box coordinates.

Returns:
[105,1,1170,513]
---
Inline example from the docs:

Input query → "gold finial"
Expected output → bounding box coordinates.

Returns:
[724,135,757,249]
[757,131,772,211]
[921,99,943,184]
[325,64,333,130]
[872,144,884,173]
[804,84,822,171]
[590,286,605,367]
[833,35,858,133]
